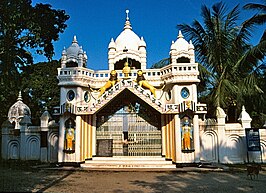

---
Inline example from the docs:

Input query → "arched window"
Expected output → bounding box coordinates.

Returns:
[114,58,141,70]
[66,61,78,67]
[176,57,190,63]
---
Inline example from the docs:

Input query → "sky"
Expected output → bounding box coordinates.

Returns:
[31,0,265,70]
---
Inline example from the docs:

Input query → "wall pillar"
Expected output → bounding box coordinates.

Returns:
[216,107,226,163]
[92,114,96,156]
[174,114,181,162]
[76,115,81,162]
[58,116,65,163]
[161,114,166,157]
[193,115,200,162]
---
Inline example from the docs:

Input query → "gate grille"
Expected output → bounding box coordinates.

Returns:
[128,131,162,156]
[96,93,161,156]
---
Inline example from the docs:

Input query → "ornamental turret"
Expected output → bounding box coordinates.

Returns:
[169,31,195,64]
[108,10,147,70]
[61,36,87,68]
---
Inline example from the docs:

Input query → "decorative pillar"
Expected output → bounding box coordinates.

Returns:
[40,109,51,162]
[161,114,166,157]
[216,107,226,163]
[58,116,65,163]
[238,106,252,129]
[75,115,81,162]
[92,114,96,156]
[193,115,200,162]
[19,116,32,160]
[174,114,181,162]
[1,121,13,159]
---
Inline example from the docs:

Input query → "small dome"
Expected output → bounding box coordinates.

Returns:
[8,92,31,127]
[139,37,146,48]
[62,47,66,55]
[66,36,80,59]
[78,46,83,54]
[188,40,194,50]
[216,107,226,117]
[171,31,189,52]
[238,106,252,121]
[108,38,116,49]
[170,41,175,50]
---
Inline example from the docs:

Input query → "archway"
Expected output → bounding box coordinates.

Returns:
[96,89,161,156]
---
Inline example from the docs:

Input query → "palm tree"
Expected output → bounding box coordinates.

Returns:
[177,1,266,121]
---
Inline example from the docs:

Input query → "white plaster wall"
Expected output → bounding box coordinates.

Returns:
[48,133,59,162]
[222,135,246,163]
[200,131,218,162]
[8,140,20,159]
[26,136,40,160]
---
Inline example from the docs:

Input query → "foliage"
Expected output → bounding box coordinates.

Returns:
[21,60,60,125]
[0,0,69,126]
[177,1,266,123]
[151,58,170,69]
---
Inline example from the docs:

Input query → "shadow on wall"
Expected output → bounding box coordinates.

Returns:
[200,129,265,164]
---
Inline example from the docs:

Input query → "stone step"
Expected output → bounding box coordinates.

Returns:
[90,156,166,161]
[81,156,176,169]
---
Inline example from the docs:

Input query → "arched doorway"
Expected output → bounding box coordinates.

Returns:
[96,89,161,156]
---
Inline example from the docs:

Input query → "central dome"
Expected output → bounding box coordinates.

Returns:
[108,10,147,70]
[114,11,142,52]
[115,23,141,51]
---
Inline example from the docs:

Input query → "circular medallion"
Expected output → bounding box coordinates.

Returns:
[67,90,75,101]
[181,87,190,99]
[84,91,90,103]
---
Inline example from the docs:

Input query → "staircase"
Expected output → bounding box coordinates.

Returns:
[81,156,176,170]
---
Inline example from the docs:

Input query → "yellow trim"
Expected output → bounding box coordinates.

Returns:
[171,115,176,162]
[80,116,83,161]
[88,115,92,158]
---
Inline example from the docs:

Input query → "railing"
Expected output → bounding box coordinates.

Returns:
[57,62,198,81]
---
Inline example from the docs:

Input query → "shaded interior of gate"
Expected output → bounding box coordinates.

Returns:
[96,89,162,156]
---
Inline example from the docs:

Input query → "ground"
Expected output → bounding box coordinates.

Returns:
[0,160,266,193]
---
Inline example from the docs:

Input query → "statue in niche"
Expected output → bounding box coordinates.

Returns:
[65,121,75,151]
[135,70,156,98]
[98,70,118,98]
[182,118,193,150]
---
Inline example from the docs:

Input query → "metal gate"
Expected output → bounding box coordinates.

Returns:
[96,101,161,156]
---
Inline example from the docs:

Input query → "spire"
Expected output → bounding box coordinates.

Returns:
[17,91,22,101]
[178,30,184,39]
[62,47,66,55]
[126,9,129,21]
[124,9,132,30]
[72,35,78,43]
[188,40,194,49]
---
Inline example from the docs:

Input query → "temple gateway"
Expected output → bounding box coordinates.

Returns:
[2,11,266,167]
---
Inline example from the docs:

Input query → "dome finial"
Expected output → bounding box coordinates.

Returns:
[72,35,78,43]
[126,10,129,21]
[178,30,184,38]
[17,91,22,101]
[124,10,132,30]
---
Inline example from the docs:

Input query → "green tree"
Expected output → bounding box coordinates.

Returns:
[21,60,60,125]
[177,2,266,122]
[0,0,69,125]
[242,1,266,127]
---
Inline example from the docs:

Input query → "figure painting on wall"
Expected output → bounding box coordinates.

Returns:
[64,120,75,152]
[181,117,193,151]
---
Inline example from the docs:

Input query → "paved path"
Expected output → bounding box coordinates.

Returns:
[1,164,266,193]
